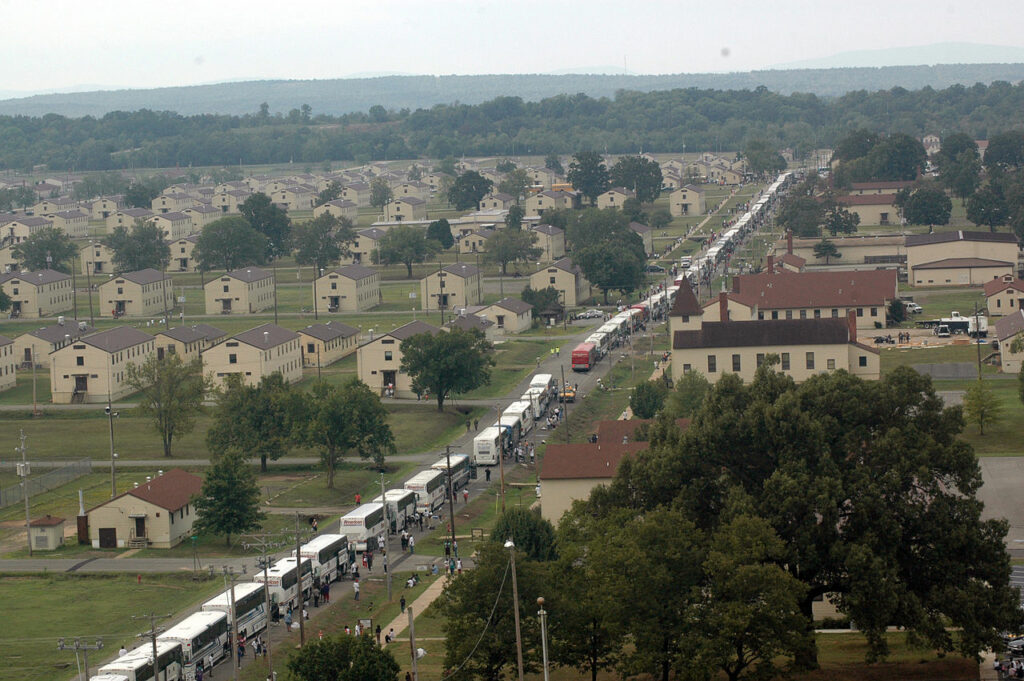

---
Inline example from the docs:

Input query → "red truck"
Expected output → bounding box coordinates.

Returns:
[571,342,598,372]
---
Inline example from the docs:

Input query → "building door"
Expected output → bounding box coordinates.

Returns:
[11,301,20,317]
[114,300,126,316]
[178,258,188,270]
[134,517,146,539]
[23,348,31,363]
[382,370,396,396]
[98,528,116,548]
[221,299,232,313]
[330,296,340,311]
[157,347,165,360]
[74,375,88,392]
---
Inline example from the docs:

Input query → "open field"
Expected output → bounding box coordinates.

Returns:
[0,573,224,681]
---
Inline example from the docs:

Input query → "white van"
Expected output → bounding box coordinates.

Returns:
[473,426,503,465]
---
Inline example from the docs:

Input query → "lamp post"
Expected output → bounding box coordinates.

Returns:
[106,358,118,497]
[537,597,550,681]
[85,241,95,327]
[504,539,525,681]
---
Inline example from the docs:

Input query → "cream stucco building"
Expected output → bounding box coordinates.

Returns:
[14,318,94,368]
[906,231,1019,288]
[529,258,591,308]
[420,263,482,311]
[299,321,360,367]
[315,265,381,313]
[204,268,275,315]
[203,323,302,388]
[668,185,706,217]
[98,269,172,318]
[153,324,225,361]
[357,320,440,398]
[0,269,73,319]
[50,326,155,404]
[86,469,202,549]
[477,298,533,334]
[985,275,1024,317]
[0,334,16,392]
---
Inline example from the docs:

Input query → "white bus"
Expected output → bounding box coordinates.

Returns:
[340,503,387,552]
[497,414,522,446]
[373,489,418,532]
[473,426,502,465]
[404,469,446,514]
[96,642,184,681]
[253,556,313,606]
[431,453,471,492]
[504,400,534,435]
[585,332,608,357]
[157,611,228,681]
[294,533,349,583]
[201,582,268,640]
[522,388,545,419]
[529,374,556,400]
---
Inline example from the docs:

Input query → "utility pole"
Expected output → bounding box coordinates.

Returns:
[107,358,118,498]
[294,513,306,646]
[243,531,290,679]
[974,303,983,378]
[85,250,95,327]
[16,429,31,556]
[445,445,457,563]
[407,606,418,681]
[31,347,40,417]
[223,567,240,681]
[58,637,103,681]
[560,365,569,444]
[132,613,169,681]
[537,597,550,681]
[505,540,525,681]
[380,472,391,601]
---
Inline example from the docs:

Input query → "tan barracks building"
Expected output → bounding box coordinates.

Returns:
[203,323,302,389]
[86,468,202,549]
[906,231,1019,288]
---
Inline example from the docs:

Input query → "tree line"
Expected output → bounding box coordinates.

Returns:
[7,81,1024,171]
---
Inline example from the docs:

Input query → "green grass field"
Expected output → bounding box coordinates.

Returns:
[0,573,224,681]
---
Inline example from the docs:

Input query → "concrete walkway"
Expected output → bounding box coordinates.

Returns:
[382,573,450,639]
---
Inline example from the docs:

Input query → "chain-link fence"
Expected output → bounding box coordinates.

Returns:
[0,459,91,509]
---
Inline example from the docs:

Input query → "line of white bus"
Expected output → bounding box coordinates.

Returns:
[157,611,229,681]
[340,503,387,552]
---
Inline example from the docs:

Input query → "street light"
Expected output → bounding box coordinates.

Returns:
[504,539,525,681]
[537,597,550,681]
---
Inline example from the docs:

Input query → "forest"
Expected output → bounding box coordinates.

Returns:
[4,79,1024,172]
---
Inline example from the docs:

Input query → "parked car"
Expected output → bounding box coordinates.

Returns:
[645,264,666,273]
[578,308,603,319]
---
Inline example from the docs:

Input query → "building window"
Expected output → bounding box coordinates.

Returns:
[732,354,741,372]
[76,356,84,366]
[707,355,717,373]
[806,352,815,370]
[682,363,691,373]
[827,358,836,370]
[384,351,393,361]
[831,309,839,318]
[785,310,793,320]
[799,309,807,319]
[814,309,821,319]
[756,353,765,367]
[228,354,237,364]
[549,277,556,285]
[870,307,878,317]
[223,285,229,293]
[771,311,779,320]
[856,308,863,317]
[859,355,868,367]
[757,311,764,320]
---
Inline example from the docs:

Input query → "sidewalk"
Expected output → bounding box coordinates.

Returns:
[382,573,450,638]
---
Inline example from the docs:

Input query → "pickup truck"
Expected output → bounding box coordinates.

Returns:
[558,386,577,403]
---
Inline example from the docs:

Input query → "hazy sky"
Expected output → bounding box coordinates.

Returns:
[2,0,1023,93]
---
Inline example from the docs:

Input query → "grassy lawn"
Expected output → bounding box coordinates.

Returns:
[879,342,998,375]
[932,378,1024,456]
[907,287,986,322]
[0,573,224,681]
[455,339,562,400]
[0,373,52,405]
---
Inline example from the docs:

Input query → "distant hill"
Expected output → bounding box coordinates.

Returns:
[1,63,1023,118]
[772,42,1024,70]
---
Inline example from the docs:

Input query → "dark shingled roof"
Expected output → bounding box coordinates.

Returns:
[0,269,71,286]
[669,281,702,317]
[906,230,1019,246]
[222,267,272,283]
[439,263,479,278]
[80,326,153,353]
[447,314,494,333]
[673,318,851,350]
[489,297,533,314]
[388,320,441,341]
[547,257,581,275]
[30,514,65,527]
[995,310,1024,342]
[232,323,299,349]
[327,264,377,280]
[159,324,225,344]
[358,227,387,240]
[123,469,202,512]
[731,269,897,309]
[984,277,1024,297]
[301,321,359,341]
[541,442,648,480]
[0,334,11,346]
[26,319,94,343]
[111,268,169,285]
[532,223,563,236]
[914,257,1013,269]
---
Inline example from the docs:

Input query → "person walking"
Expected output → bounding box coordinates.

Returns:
[473,418,478,430]
[375,624,382,645]
[207,654,215,679]
[196,664,204,681]
[462,489,469,504]
[353,579,360,601]
[400,595,406,613]
[355,493,361,506]
[456,557,463,574]
[408,535,415,554]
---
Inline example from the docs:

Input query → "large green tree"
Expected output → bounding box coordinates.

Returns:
[742,139,787,178]
[823,200,860,235]
[629,379,670,418]
[776,195,824,237]
[902,186,952,226]
[544,153,564,175]
[126,354,210,458]
[207,373,302,472]
[448,170,493,210]
[964,379,1002,435]
[498,168,531,199]
[609,155,663,203]
[193,451,265,546]
[426,218,454,250]
[293,213,355,273]
[598,365,1022,666]
[369,177,393,211]
[985,130,1024,170]
[520,285,561,318]
[574,238,645,304]
[812,237,841,264]
[194,216,267,271]
[374,224,439,278]
[240,192,291,258]
[438,542,547,681]
[484,228,542,275]
[567,152,611,205]
[400,328,495,411]
[489,508,557,562]
[287,633,399,681]
[12,226,77,273]
[104,221,171,272]
[967,186,1009,231]
[300,379,395,487]
[314,180,343,207]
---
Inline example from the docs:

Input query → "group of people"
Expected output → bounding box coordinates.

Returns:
[995,657,1024,678]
